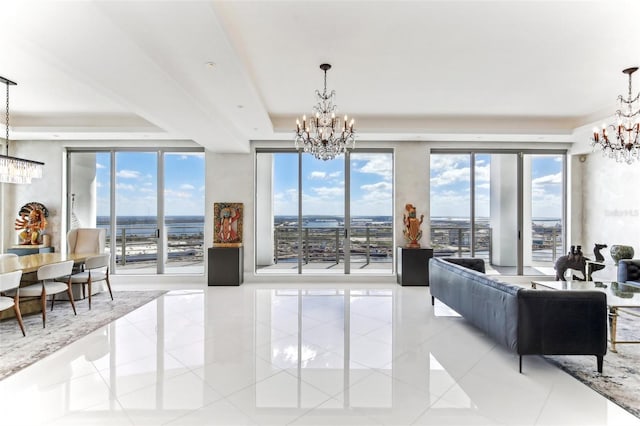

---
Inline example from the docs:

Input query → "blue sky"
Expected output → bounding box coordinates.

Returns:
[95,152,205,217]
[430,153,563,219]
[273,152,393,216]
[93,150,561,220]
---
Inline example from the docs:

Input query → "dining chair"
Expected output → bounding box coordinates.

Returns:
[19,260,76,327]
[67,228,106,254]
[0,253,19,261]
[66,253,112,309]
[0,270,26,336]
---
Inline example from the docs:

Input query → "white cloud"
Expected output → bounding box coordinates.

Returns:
[312,186,344,198]
[430,189,472,217]
[532,173,562,186]
[430,163,489,187]
[116,169,141,179]
[96,163,106,169]
[430,155,469,173]
[139,188,154,193]
[180,184,195,190]
[116,183,135,191]
[361,181,392,192]
[274,188,298,215]
[475,164,490,183]
[199,185,205,192]
[165,189,192,199]
[353,154,392,180]
[431,166,470,187]
[310,171,326,179]
[329,171,341,179]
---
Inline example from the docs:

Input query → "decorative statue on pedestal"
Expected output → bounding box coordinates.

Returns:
[403,203,424,248]
[14,202,49,245]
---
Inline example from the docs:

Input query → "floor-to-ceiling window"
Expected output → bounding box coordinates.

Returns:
[67,148,205,275]
[255,149,393,275]
[430,150,565,276]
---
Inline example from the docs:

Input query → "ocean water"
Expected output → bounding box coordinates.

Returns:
[97,216,205,237]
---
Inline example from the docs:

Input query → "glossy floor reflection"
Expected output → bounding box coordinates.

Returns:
[1,284,639,425]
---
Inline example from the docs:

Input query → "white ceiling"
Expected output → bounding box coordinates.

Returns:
[1,0,639,152]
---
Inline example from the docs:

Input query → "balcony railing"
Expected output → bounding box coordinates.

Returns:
[274,225,393,264]
[103,224,204,267]
[430,225,563,263]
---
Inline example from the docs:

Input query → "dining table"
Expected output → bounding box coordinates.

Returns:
[0,252,99,275]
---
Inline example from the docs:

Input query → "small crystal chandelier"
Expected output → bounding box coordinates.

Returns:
[0,75,44,184]
[591,67,640,164]
[295,63,355,161]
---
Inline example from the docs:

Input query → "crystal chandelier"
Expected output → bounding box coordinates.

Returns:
[591,67,640,164]
[0,75,44,184]
[295,64,355,161]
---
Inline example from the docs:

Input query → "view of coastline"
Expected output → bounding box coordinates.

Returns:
[95,215,562,266]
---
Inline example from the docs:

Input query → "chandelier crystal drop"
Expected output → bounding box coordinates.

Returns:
[591,67,640,164]
[0,75,44,184]
[294,63,355,161]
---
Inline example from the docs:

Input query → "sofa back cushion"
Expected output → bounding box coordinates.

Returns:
[618,259,640,283]
[429,257,519,351]
[442,257,486,273]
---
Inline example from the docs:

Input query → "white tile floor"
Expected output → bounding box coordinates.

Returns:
[1,283,639,426]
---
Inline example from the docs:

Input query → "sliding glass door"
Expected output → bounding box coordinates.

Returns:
[255,149,393,275]
[349,152,393,274]
[301,154,345,274]
[430,150,565,276]
[115,152,158,274]
[67,148,204,275]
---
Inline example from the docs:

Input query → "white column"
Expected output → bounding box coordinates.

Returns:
[523,156,533,267]
[69,152,98,229]
[255,153,274,266]
[490,154,517,266]
[396,142,430,248]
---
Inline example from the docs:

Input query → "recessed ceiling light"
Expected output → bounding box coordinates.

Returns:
[205,61,216,69]
[237,105,244,109]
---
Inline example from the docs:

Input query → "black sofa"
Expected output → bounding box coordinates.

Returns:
[429,257,608,373]
[618,259,640,287]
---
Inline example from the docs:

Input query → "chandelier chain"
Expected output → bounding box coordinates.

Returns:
[0,75,45,184]
[5,81,9,155]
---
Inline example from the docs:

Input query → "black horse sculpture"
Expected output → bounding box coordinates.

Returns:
[587,243,608,280]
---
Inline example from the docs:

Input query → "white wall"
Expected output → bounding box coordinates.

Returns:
[395,142,430,248]
[2,140,65,251]
[205,150,254,276]
[578,151,640,263]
